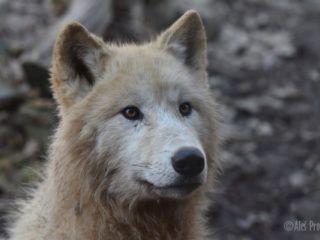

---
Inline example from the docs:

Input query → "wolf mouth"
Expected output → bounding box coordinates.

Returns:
[158,183,202,190]
[139,179,202,194]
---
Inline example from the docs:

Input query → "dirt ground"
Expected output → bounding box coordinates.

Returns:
[0,0,319,239]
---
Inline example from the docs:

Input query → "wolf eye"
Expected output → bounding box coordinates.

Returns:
[122,106,143,120]
[179,102,192,116]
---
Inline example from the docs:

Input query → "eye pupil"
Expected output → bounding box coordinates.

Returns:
[127,109,135,116]
[179,102,192,116]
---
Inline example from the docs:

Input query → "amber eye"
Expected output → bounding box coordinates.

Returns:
[122,106,143,120]
[179,102,192,116]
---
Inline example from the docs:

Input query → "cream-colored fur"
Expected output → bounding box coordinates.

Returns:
[8,10,222,240]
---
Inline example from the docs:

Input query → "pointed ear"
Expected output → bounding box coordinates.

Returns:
[157,10,207,72]
[51,22,108,109]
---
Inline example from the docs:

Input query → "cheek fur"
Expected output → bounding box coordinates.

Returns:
[95,116,146,171]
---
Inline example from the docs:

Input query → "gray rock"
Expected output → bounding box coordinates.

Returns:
[211,25,296,70]
[0,55,28,110]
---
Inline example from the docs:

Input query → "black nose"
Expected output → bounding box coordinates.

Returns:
[171,148,205,177]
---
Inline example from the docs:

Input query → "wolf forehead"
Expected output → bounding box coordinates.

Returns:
[91,47,207,101]
[104,46,194,85]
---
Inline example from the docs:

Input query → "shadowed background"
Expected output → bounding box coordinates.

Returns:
[0,0,319,239]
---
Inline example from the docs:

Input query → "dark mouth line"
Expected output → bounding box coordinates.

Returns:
[139,180,201,190]
[159,183,202,189]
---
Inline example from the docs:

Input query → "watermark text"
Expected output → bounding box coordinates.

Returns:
[284,220,320,232]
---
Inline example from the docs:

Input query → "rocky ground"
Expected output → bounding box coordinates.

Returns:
[0,0,319,239]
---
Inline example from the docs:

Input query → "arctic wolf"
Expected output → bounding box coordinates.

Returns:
[8,10,221,240]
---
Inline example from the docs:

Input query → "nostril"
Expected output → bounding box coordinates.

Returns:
[171,148,205,177]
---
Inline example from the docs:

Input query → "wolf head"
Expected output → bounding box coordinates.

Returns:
[51,10,221,202]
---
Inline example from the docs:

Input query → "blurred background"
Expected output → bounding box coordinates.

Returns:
[0,0,320,239]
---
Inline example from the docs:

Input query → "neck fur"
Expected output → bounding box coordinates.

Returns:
[49,172,206,240]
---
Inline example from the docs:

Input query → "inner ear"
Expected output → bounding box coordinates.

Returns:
[53,21,108,85]
[169,29,200,69]
[157,10,207,72]
[51,22,109,109]
[69,45,95,85]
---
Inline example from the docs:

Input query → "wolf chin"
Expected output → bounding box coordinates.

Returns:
[8,10,222,240]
